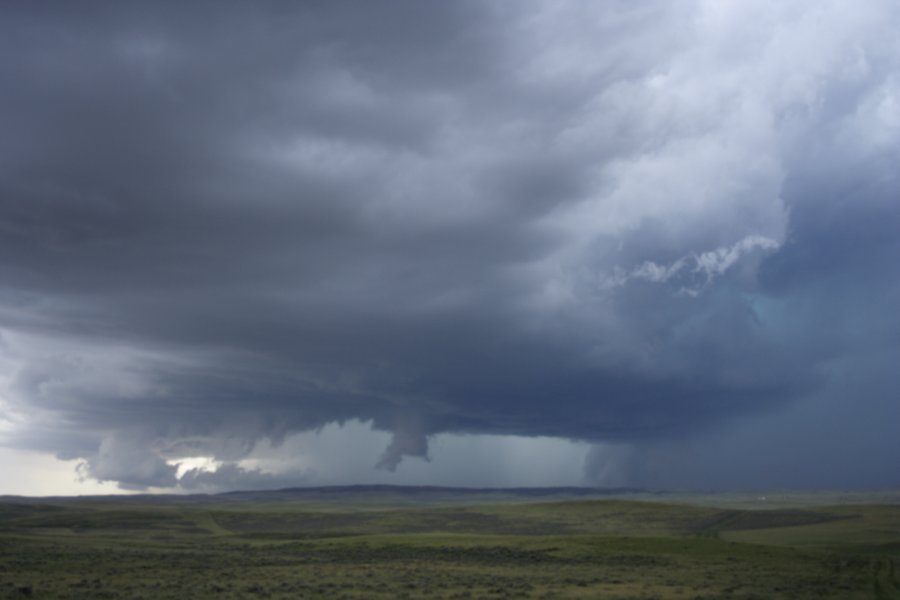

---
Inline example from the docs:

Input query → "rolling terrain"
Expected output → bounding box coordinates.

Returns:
[1,486,898,599]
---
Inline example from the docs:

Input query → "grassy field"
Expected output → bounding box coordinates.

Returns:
[1,488,898,599]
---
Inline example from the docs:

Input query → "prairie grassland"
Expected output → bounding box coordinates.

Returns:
[1,491,898,599]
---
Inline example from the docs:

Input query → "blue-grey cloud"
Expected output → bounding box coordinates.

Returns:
[1,1,899,490]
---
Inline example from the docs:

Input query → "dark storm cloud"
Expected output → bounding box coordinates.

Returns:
[1,1,899,490]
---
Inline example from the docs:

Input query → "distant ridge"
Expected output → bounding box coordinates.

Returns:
[223,484,645,497]
[3,486,898,508]
[0,484,646,504]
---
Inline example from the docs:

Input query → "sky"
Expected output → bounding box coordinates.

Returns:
[1,1,899,495]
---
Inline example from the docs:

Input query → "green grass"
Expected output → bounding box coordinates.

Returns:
[1,492,898,599]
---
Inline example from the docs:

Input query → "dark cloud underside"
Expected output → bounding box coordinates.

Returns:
[1,1,899,490]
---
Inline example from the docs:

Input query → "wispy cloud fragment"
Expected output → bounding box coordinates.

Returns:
[607,235,780,295]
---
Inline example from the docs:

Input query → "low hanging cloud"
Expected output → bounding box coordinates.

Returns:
[2,1,900,491]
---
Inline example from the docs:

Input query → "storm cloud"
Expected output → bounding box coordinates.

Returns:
[1,1,899,491]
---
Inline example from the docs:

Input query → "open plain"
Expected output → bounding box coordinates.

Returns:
[1,487,898,599]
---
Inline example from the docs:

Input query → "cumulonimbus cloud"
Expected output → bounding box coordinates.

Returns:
[1,0,900,490]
